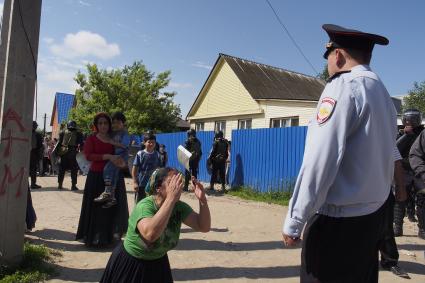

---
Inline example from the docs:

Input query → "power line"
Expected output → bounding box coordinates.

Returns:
[265,0,319,75]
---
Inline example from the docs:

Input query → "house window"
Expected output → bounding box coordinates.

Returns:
[270,117,299,128]
[214,120,226,136]
[238,119,252,129]
[195,122,204,132]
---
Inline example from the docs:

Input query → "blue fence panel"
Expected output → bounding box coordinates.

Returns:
[156,131,215,183]
[229,127,307,192]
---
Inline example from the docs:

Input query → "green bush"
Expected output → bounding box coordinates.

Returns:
[0,243,59,283]
[227,186,292,206]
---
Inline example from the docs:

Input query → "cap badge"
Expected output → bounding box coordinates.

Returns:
[317,97,336,124]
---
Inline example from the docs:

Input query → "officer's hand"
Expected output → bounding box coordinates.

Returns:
[395,186,408,202]
[133,183,139,192]
[282,233,300,247]
[404,125,413,134]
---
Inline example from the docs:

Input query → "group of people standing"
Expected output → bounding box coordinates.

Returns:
[60,111,211,282]
[29,120,84,191]
[28,23,425,283]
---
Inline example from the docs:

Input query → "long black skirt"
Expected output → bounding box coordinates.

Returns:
[76,171,129,247]
[26,187,37,230]
[100,243,173,283]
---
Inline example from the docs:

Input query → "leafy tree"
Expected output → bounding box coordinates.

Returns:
[403,81,425,113]
[70,62,181,134]
[317,64,329,81]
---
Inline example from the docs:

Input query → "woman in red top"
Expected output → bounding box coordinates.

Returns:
[76,113,129,247]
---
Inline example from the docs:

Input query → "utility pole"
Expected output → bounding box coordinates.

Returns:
[0,0,42,264]
[43,113,46,137]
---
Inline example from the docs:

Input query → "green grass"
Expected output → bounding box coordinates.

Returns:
[0,243,61,283]
[226,186,292,206]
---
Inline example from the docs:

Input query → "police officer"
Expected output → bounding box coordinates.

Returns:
[393,109,424,236]
[184,129,202,191]
[408,128,425,240]
[282,24,396,282]
[30,121,43,189]
[209,131,228,192]
[57,120,83,190]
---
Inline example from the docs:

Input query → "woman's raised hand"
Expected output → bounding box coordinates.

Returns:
[192,177,207,204]
[165,173,183,203]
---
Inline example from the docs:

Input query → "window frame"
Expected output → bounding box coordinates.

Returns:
[270,116,299,128]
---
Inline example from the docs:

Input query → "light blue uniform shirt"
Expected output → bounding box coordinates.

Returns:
[283,65,397,237]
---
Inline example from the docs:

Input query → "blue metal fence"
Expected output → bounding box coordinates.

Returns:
[229,127,307,192]
[138,127,307,192]
[156,131,215,181]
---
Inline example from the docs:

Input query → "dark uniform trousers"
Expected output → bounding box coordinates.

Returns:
[379,192,399,268]
[300,197,387,283]
[211,160,226,188]
[29,149,39,186]
[184,158,200,189]
[58,148,79,187]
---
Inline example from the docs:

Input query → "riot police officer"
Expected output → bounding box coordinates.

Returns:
[394,109,424,236]
[408,120,425,240]
[184,129,202,191]
[209,131,228,192]
[30,121,43,189]
[56,121,83,190]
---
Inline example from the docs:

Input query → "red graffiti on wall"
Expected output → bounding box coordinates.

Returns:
[0,164,25,198]
[2,108,25,132]
[1,129,29,157]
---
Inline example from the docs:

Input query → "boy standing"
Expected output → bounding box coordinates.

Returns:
[94,112,130,208]
[132,132,161,203]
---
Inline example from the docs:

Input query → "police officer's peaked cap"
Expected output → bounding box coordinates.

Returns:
[322,24,389,59]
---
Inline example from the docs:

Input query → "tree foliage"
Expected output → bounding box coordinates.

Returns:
[403,81,425,113]
[69,62,181,134]
[317,64,329,81]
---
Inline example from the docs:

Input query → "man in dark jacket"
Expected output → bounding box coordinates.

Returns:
[408,127,425,240]
[394,109,424,237]
[30,121,43,189]
[56,120,84,190]
[184,129,202,191]
[209,131,228,192]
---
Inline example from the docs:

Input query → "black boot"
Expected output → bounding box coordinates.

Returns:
[419,229,425,240]
[393,201,405,237]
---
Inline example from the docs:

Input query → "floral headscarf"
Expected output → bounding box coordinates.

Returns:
[145,167,175,195]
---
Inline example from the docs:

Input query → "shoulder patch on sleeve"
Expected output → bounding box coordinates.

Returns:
[317,97,337,124]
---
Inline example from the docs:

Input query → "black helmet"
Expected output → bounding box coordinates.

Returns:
[215,130,223,139]
[402,109,422,128]
[187,129,196,137]
[32,121,38,130]
[67,120,77,130]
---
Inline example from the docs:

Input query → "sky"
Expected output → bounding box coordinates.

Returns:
[1,0,425,130]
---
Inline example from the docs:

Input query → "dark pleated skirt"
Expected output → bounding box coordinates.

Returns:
[76,171,129,247]
[26,187,37,230]
[100,243,173,283]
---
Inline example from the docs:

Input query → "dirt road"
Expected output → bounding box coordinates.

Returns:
[26,175,425,282]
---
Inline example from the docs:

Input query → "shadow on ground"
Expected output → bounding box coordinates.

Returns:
[50,265,104,282]
[173,265,300,281]
[31,228,76,241]
[181,227,229,233]
[176,238,288,251]
[398,243,425,251]
[399,261,425,275]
